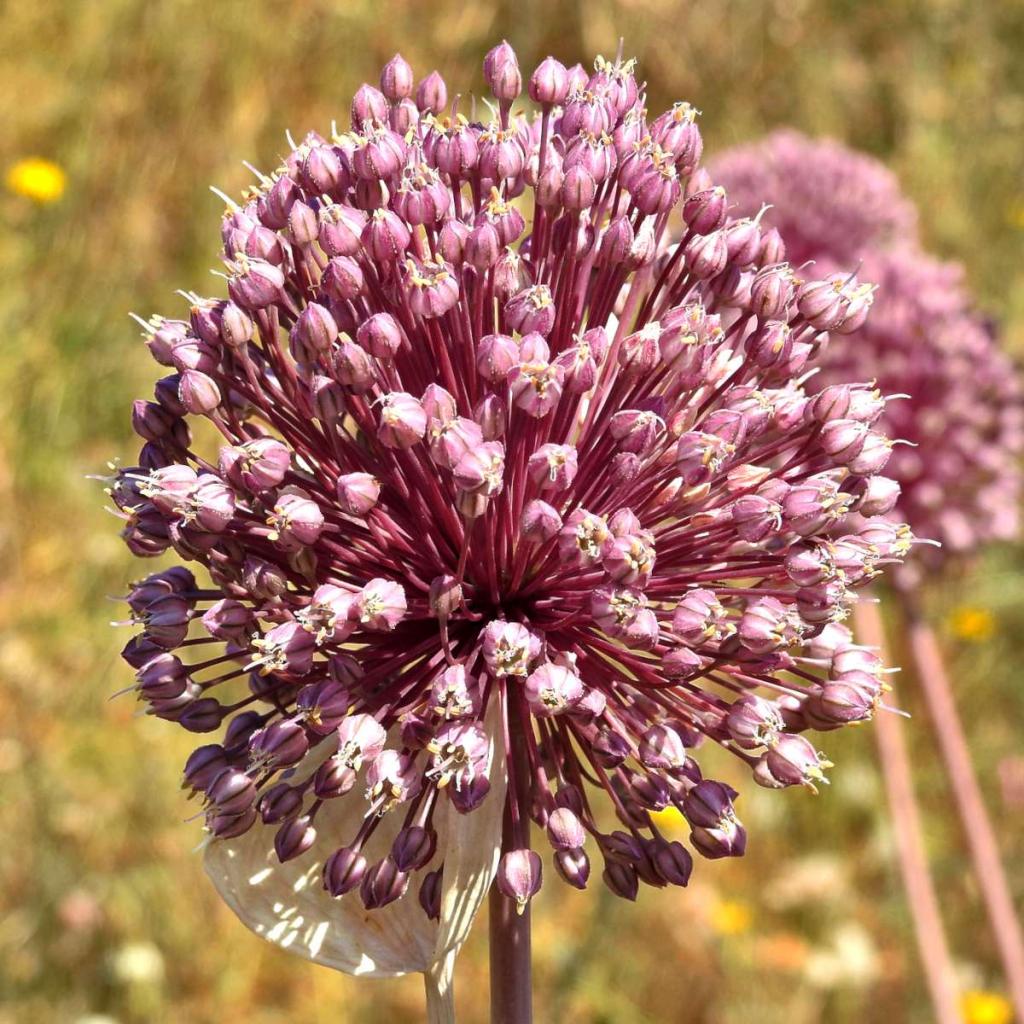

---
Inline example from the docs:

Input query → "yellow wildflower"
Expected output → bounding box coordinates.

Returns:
[961,989,1012,1024]
[948,606,996,643]
[6,157,66,203]
[648,804,688,838]
[710,899,752,935]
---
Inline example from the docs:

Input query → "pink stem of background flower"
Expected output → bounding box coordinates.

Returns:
[853,598,960,1024]
[898,588,1024,1021]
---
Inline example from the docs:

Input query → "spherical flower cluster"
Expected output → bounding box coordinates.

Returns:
[712,128,917,267]
[714,130,1023,569]
[107,47,914,954]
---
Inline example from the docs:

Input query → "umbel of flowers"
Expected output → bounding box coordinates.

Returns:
[716,130,1024,1023]
[714,130,1023,572]
[108,45,915,985]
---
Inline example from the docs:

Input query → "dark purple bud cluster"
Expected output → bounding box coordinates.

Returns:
[108,48,916,924]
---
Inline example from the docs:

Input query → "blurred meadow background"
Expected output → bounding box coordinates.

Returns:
[2,1,1024,1021]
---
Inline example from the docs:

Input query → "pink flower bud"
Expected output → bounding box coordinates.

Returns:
[336,473,381,516]
[497,849,543,913]
[377,391,427,448]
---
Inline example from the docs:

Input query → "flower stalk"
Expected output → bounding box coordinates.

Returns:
[490,686,533,1024]
[899,589,1024,1022]
[853,598,960,1024]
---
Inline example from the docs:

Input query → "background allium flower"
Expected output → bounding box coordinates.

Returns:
[712,129,917,267]
[715,130,1023,574]
[107,48,913,992]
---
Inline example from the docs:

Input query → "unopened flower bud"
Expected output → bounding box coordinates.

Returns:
[497,848,542,913]
[323,846,367,896]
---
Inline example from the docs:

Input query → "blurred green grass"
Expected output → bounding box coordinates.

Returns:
[1,1,1022,1021]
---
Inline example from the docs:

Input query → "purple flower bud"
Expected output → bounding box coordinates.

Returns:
[301,144,347,196]
[220,437,291,493]
[429,121,479,179]
[392,825,438,871]
[853,475,901,516]
[416,71,448,115]
[474,393,507,440]
[504,285,555,337]
[222,710,264,754]
[183,744,228,793]
[290,303,338,357]
[725,695,784,749]
[528,443,578,491]
[553,847,590,889]
[363,208,411,264]
[180,698,226,733]
[333,338,377,393]
[419,867,443,919]
[351,83,389,127]
[318,203,367,257]
[650,838,693,887]
[320,256,365,303]
[546,807,586,850]
[403,258,460,319]
[530,56,570,105]
[560,165,597,211]
[376,392,426,449]
[465,221,502,270]
[477,334,520,382]
[380,53,414,101]
[758,733,832,789]
[267,488,324,548]
[310,748,357,798]
[426,574,462,619]
[796,277,847,330]
[683,186,728,234]
[207,767,257,816]
[592,729,631,768]
[258,782,304,824]
[242,555,288,599]
[483,41,522,102]
[122,634,166,669]
[632,163,682,216]
[207,806,258,839]
[177,369,221,415]
[497,849,543,913]
[228,256,285,310]
[356,313,405,359]
[638,724,688,772]
[248,719,310,770]
[336,472,381,516]
[520,499,562,543]
[684,229,729,280]
[360,857,410,910]
[453,441,506,498]
[323,846,367,897]
[602,859,639,901]
[448,774,491,813]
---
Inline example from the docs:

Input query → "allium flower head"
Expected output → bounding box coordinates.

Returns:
[712,129,917,267]
[715,130,1023,571]
[107,50,913,980]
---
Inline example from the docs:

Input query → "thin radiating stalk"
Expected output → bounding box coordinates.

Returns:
[898,589,1024,1020]
[853,599,960,1024]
